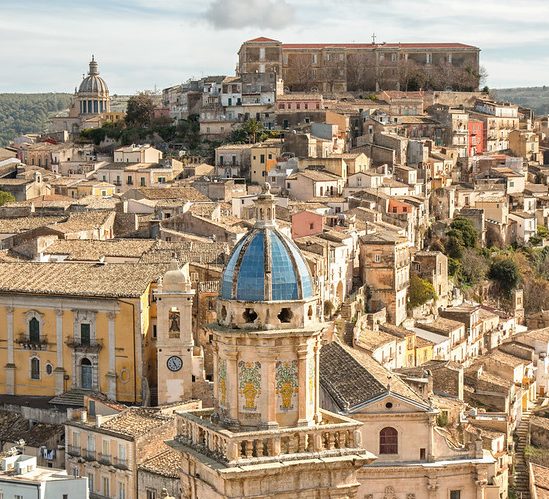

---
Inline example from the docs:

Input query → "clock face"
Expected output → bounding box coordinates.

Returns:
[167,355,183,372]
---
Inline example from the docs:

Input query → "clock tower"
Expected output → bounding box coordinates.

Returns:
[155,261,205,405]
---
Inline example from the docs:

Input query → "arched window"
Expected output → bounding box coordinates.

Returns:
[30,358,40,380]
[379,427,398,454]
[29,317,40,343]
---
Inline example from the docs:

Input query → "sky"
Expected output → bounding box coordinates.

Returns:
[1,0,548,94]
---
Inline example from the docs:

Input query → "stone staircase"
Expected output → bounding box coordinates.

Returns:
[513,409,532,499]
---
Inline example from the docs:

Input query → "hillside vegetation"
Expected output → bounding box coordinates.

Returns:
[0,93,72,146]
[492,87,549,115]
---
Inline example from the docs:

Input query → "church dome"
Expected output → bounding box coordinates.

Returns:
[220,188,313,302]
[78,56,109,95]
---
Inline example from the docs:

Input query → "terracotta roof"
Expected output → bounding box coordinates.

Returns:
[288,170,341,182]
[131,187,210,202]
[319,341,427,411]
[98,408,171,438]
[0,216,66,234]
[418,317,464,336]
[0,262,166,298]
[139,442,182,478]
[356,327,397,351]
[46,210,114,234]
[43,239,156,261]
[531,462,549,498]
[0,410,64,447]
[282,42,478,50]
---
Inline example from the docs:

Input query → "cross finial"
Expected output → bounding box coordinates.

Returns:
[372,33,377,44]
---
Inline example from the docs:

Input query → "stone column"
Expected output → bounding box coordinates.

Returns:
[297,345,309,426]
[54,309,65,395]
[106,312,117,400]
[6,307,15,395]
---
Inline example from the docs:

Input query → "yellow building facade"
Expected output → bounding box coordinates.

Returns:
[0,262,164,403]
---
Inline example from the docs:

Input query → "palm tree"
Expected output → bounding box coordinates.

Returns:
[243,119,263,144]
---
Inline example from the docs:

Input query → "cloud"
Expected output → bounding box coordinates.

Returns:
[204,0,295,29]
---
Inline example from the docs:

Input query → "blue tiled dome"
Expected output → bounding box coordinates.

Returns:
[220,228,314,302]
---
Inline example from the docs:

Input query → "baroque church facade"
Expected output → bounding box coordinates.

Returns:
[50,56,123,135]
[170,185,375,498]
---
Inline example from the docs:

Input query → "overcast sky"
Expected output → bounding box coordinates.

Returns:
[1,0,548,93]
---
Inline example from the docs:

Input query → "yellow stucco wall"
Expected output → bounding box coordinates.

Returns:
[0,290,154,403]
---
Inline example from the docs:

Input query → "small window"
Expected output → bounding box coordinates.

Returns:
[450,492,461,499]
[374,254,381,263]
[309,223,314,230]
[146,490,157,499]
[46,363,53,375]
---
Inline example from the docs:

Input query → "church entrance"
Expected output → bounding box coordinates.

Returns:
[81,358,92,390]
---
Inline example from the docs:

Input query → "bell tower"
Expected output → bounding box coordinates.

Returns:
[155,261,198,405]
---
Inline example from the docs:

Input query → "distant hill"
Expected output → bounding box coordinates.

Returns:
[491,87,549,116]
[0,93,72,146]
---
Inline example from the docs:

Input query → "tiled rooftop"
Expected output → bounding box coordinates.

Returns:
[98,408,172,438]
[0,262,166,298]
[139,442,182,478]
[320,341,427,411]
[0,410,64,447]
[0,216,66,234]
[43,239,157,261]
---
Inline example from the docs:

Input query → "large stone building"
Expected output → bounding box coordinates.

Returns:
[238,37,481,93]
[171,185,374,497]
[50,56,123,135]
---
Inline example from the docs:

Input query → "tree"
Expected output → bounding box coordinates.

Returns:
[0,191,15,206]
[408,274,437,309]
[125,93,155,127]
[489,258,520,297]
[242,119,263,144]
[460,248,489,287]
[448,218,478,248]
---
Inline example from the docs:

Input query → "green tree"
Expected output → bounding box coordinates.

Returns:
[408,274,437,309]
[448,217,478,248]
[0,191,15,206]
[125,93,155,127]
[489,258,520,297]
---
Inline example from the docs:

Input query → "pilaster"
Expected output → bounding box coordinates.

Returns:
[107,312,117,400]
[6,307,15,395]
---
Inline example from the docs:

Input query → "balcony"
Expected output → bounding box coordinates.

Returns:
[175,408,367,467]
[113,456,129,470]
[67,445,81,457]
[82,450,96,461]
[65,337,103,353]
[16,334,48,350]
[98,452,112,465]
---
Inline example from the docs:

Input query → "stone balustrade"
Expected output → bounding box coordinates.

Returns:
[176,408,363,466]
